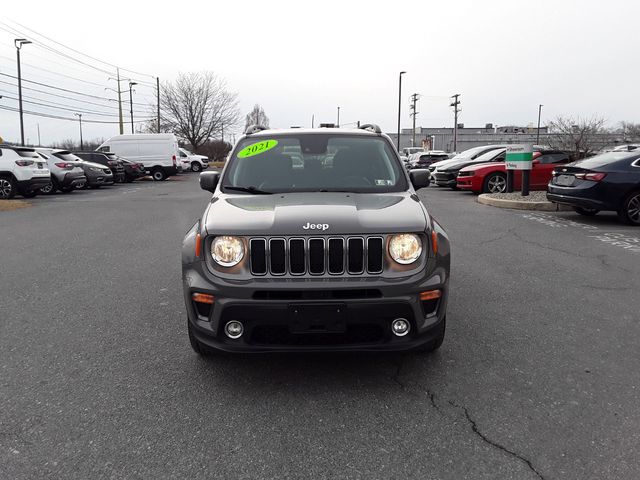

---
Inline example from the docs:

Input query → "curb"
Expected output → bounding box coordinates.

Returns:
[477,194,571,211]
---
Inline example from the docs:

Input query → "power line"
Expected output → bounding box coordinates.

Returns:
[0,55,110,88]
[4,18,157,81]
[0,104,154,124]
[0,72,148,106]
[0,91,124,117]
[0,79,119,110]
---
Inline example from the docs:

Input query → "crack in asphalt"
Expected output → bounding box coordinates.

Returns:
[389,358,440,411]
[450,401,546,480]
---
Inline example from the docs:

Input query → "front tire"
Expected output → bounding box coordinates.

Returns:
[152,168,167,181]
[573,206,600,216]
[483,172,507,194]
[618,191,640,225]
[0,176,17,199]
[20,189,38,198]
[191,162,202,172]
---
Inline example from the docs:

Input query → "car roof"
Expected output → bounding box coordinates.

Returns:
[246,127,381,138]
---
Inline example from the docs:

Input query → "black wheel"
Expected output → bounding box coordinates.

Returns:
[618,191,640,225]
[191,162,202,172]
[0,176,17,199]
[416,317,446,354]
[152,168,167,181]
[483,172,507,194]
[573,206,600,216]
[188,321,212,356]
[60,186,75,193]
[40,178,59,195]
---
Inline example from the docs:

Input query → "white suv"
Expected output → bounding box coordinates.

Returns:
[0,145,51,199]
[179,148,209,172]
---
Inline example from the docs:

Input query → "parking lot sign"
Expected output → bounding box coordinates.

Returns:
[505,144,533,170]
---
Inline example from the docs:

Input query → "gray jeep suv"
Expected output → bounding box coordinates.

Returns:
[182,125,450,354]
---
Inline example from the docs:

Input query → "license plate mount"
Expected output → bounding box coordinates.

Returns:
[289,304,346,334]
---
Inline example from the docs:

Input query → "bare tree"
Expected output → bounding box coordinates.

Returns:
[618,122,640,142]
[159,72,239,150]
[245,104,270,130]
[546,116,607,158]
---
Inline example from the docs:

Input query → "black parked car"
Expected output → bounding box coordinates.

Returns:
[73,152,126,183]
[115,157,146,182]
[547,151,640,225]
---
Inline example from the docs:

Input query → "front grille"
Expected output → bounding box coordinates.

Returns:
[434,172,455,181]
[250,236,385,276]
[250,324,385,346]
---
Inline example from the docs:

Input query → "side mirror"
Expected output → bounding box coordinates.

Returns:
[532,159,540,165]
[200,171,220,193]
[409,169,430,190]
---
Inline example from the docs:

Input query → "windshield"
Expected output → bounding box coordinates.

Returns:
[452,146,500,160]
[223,134,407,193]
[473,148,506,162]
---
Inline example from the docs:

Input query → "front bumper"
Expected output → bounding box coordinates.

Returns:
[434,172,457,187]
[85,170,114,186]
[183,264,449,353]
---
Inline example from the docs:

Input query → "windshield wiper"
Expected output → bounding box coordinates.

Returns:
[222,185,273,195]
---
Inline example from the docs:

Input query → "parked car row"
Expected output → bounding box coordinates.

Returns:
[417,143,640,225]
[1,135,212,199]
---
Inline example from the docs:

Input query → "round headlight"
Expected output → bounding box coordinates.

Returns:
[388,234,422,265]
[211,236,244,267]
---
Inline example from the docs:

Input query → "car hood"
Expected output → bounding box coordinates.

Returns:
[203,192,428,236]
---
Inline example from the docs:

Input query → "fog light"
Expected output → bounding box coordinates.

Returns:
[391,318,410,337]
[225,320,244,339]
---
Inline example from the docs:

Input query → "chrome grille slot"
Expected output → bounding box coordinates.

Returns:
[269,239,286,275]
[250,239,267,274]
[308,238,325,275]
[289,238,305,274]
[367,237,383,273]
[328,238,344,274]
[347,238,364,274]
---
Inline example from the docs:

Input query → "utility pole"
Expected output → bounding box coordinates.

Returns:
[536,104,543,145]
[409,93,420,147]
[15,38,32,146]
[396,71,406,151]
[128,81,137,134]
[74,113,83,150]
[337,106,340,127]
[117,69,124,134]
[221,122,224,143]
[156,77,161,133]
[450,94,461,153]
[312,114,315,128]
[37,123,41,146]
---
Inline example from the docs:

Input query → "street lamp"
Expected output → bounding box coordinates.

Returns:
[536,104,544,145]
[396,71,406,151]
[128,81,137,134]
[74,113,84,150]
[15,38,32,146]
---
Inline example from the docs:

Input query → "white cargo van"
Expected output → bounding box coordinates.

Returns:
[97,134,179,181]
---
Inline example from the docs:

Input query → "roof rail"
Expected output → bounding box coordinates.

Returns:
[358,123,382,134]
[245,124,268,135]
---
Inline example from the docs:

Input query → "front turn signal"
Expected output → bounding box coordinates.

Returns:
[420,290,442,301]
[195,233,202,257]
[192,293,215,304]
[431,230,438,255]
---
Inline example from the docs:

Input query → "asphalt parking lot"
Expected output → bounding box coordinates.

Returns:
[1,176,639,480]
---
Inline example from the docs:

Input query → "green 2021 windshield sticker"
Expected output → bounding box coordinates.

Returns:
[237,140,278,158]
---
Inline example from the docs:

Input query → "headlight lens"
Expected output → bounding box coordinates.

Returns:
[388,234,422,264]
[211,236,244,267]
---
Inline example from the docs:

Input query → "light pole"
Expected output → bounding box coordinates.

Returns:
[396,71,406,151]
[536,104,543,145]
[337,106,340,127]
[128,81,137,134]
[15,38,32,146]
[74,113,84,150]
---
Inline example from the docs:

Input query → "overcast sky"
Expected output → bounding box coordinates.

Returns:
[1,0,639,146]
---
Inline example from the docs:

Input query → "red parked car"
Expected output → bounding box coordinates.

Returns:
[457,150,571,193]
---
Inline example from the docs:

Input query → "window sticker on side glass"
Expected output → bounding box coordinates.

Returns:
[237,140,279,158]
[375,179,393,186]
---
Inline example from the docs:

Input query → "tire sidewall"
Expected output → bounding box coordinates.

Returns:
[619,191,640,225]
[191,162,202,172]
[0,176,17,199]
[152,169,166,181]
[483,172,507,194]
